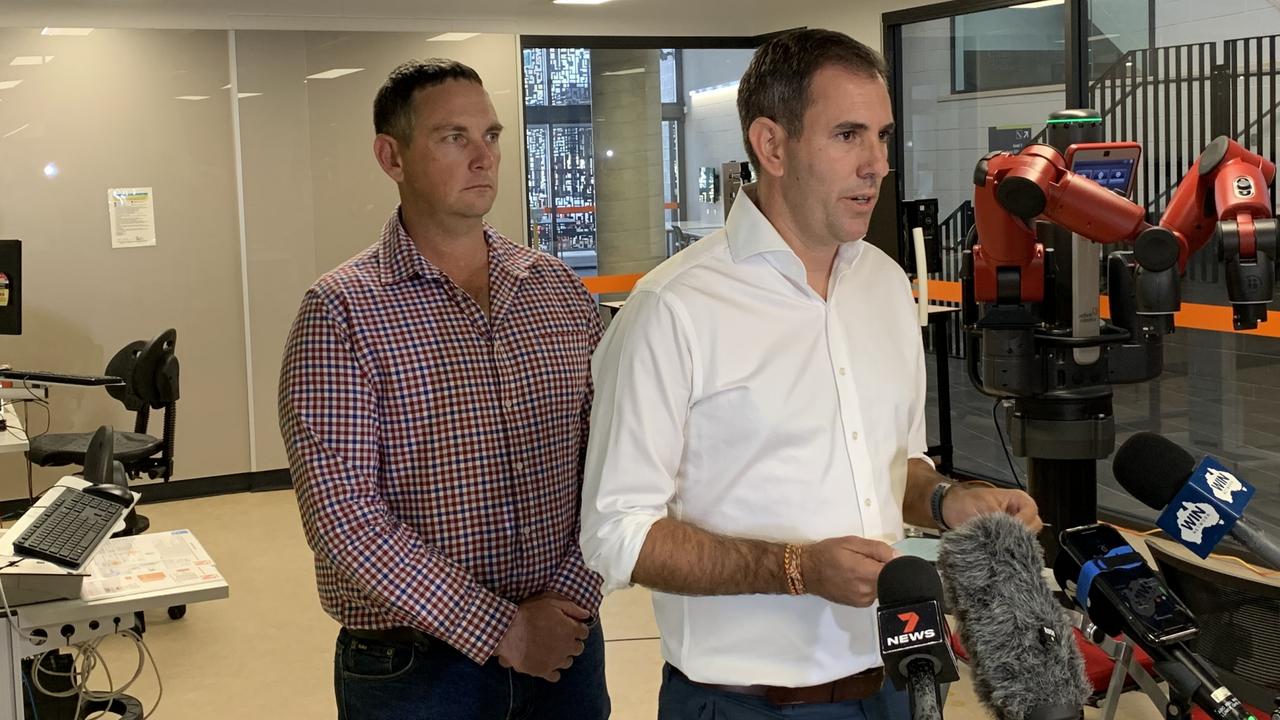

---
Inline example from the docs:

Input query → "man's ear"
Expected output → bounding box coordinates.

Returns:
[747,117,789,179]
[374,133,406,183]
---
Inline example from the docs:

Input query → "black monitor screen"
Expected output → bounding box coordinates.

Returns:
[1071,158,1137,197]
[0,240,19,336]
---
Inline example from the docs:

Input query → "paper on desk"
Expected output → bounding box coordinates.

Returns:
[81,529,222,601]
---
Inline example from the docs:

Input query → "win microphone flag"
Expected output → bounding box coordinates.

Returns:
[1156,456,1255,559]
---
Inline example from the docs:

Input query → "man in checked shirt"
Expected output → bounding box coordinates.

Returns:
[279,59,609,719]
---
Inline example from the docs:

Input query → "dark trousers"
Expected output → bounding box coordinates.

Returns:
[656,663,912,720]
[334,621,610,720]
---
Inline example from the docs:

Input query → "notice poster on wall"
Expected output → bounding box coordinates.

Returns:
[108,187,157,249]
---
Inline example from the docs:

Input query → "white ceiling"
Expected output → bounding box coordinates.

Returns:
[0,0,849,38]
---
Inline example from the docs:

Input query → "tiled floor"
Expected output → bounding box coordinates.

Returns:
[65,489,1174,719]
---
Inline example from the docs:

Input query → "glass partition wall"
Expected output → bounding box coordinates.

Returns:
[885,0,1280,537]
[520,37,761,278]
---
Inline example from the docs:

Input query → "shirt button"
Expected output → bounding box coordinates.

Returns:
[864,498,873,508]
[513,461,524,472]
[504,400,515,409]
[838,368,847,376]
[521,527,532,538]
[851,431,860,441]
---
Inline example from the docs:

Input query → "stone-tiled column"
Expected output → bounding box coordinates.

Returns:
[590,49,666,276]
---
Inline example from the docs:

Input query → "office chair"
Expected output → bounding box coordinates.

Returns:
[1148,538,1280,717]
[26,329,179,502]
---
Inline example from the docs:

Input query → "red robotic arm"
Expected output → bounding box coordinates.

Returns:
[1157,136,1275,270]
[972,138,1277,309]
[971,142,1179,304]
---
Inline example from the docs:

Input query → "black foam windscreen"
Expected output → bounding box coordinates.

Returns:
[1112,432,1197,510]
[878,554,945,609]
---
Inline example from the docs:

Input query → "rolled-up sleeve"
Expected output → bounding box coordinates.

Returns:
[580,289,697,593]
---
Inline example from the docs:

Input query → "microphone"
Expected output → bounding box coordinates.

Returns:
[1112,432,1280,568]
[1056,522,1253,720]
[937,513,1088,720]
[876,555,959,720]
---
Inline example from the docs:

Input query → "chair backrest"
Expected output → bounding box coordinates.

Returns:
[105,340,148,412]
[132,328,179,408]
[1147,539,1280,709]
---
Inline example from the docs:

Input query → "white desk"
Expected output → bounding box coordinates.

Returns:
[0,405,26,456]
[0,479,228,719]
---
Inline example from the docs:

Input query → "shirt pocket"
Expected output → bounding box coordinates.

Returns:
[529,328,592,407]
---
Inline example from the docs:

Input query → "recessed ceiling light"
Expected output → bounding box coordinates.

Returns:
[41,27,94,36]
[3,123,29,139]
[10,56,53,66]
[0,81,23,90]
[175,95,209,101]
[602,67,646,76]
[237,93,262,98]
[221,84,231,90]
[305,68,364,80]
[427,32,480,42]
[553,0,613,4]
[1011,0,1063,7]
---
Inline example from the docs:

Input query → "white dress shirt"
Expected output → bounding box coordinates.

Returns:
[580,186,931,687]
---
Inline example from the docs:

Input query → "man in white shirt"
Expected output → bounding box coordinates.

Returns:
[580,29,1042,719]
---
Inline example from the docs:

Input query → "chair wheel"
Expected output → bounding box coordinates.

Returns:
[167,605,186,620]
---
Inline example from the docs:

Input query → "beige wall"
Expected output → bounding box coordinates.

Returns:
[0,28,250,497]
[0,1,933,498]
[0,0,792,37]
[235,31,319,474]
[237,31,524,472]
[0,28,525,498]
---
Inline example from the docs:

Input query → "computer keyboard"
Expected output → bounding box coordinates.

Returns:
[0,370,123,386]
[13,489,125,568]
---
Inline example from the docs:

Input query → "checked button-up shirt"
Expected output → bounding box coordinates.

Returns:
[280,209,604,664]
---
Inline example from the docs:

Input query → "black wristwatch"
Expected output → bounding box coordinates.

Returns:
[930,482,954,531]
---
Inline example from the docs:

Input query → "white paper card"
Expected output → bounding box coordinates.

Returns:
[108,187,157,249]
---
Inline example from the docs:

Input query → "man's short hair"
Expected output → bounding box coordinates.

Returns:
[374,58,483,144]
[737,29,888,168]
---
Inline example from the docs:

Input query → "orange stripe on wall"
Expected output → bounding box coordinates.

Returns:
[925,279,962,304]
[582,274,1280,338]
[923,279,1280,339]
[582,273,644,295]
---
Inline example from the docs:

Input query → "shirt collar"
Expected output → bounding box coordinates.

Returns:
[725,184,791,263]
[378,207,534,286]
[724,184,864,285]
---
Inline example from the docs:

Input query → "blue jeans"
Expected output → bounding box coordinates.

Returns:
[657,664,911,720]
[334,621,610,720]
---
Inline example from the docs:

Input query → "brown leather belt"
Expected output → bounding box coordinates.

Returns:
[673,664,886,706]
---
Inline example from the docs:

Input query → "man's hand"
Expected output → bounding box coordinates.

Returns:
[494,594,590,681]
[800,536,898,607]
[942,483,1042,532]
